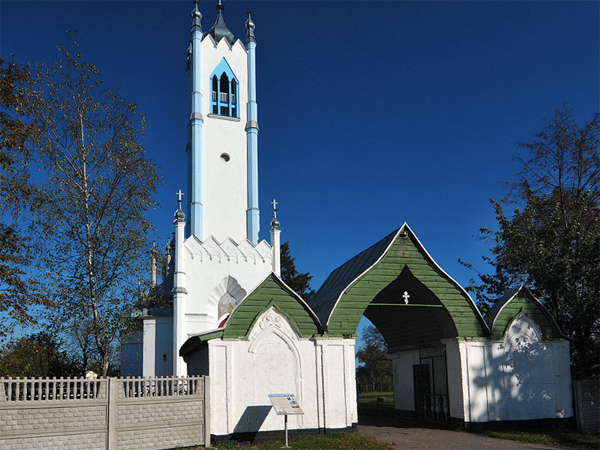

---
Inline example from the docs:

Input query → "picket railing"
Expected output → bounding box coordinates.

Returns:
[0,375,206,402]
[0,377,106,402]
[120,376,203,398]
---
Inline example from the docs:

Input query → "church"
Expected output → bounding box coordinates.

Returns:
[122,1,574,442]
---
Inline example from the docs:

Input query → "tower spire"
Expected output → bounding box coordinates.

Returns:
[205,0,235,45]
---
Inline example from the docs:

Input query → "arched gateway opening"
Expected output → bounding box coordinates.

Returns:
[309,224,488,426]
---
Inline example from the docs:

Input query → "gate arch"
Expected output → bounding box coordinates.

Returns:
[309,223,490,423]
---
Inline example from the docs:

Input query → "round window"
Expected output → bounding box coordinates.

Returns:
[220,153,230,162]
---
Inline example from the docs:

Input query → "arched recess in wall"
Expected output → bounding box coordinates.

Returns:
[248,307,304,428]
[502,314,554,420]
[209,275,247,322]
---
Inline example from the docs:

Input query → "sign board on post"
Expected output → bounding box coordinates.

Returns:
[269,394,304,448]
[269,394,304,415]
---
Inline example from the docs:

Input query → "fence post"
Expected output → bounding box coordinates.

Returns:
[204,376,211,448]
[107,378,117,450]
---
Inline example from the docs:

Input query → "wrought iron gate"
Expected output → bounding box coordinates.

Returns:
[414,347,449,425]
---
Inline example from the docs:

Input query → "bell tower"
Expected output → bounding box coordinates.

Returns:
[186,0,260,244]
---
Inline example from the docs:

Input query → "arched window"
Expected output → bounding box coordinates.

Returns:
[210,58,239,118]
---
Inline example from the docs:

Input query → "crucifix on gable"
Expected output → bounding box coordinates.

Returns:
[403,291,410,305]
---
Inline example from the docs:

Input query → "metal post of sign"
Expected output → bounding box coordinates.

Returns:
[283,414,289,448]
[269,393,304,450]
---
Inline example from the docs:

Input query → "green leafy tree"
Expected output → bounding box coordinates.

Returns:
[0,332,80,377]
[280,241,315,301]
[356,325,392,391]
[464,106,599,379]
[2,36,159,376]
[0,57,49,338]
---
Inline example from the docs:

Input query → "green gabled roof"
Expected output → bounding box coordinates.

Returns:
[310,224,489,347]
[485,286,565,340]
[222,273,324,339]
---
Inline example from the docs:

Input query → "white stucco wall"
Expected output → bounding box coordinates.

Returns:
[138,316,174,378]
[205,307,357,437]
[183,236,272,335]
[201,38,249,243]
[459,315,573,422]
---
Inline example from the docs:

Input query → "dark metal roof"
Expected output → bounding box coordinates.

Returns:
[484,285,521,328]
[309,228,400,326]
[204,4,235,45]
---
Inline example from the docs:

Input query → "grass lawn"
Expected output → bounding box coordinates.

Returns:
[357,391,395,416]
[478,424,600,450]
[179,432,393,449]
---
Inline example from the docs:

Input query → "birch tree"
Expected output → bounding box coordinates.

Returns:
[19,36,159,375]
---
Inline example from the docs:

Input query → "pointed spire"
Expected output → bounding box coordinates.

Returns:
[205,0,235,45]
[191,0,202,32]
[245,11,255,43]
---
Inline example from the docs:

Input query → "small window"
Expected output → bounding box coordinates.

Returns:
[220,153,230,162]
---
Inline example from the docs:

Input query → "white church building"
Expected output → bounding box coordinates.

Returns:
[123,1,574,443]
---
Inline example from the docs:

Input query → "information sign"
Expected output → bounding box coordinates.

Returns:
[268,394,304,415]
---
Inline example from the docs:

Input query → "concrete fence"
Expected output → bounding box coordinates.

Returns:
[0,375,209,450]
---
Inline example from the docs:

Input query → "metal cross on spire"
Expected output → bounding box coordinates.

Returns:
[271,199,278,218]
[176,189,184,206]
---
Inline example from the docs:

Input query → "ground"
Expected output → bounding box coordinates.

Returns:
[180,391,599,449]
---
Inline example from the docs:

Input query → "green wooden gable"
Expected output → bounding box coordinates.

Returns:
[310,224,489,350]
[222,273,324,339]
[485,286,565,340]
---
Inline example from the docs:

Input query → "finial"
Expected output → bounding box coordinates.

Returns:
[245,10,256,43]
[192,0,201,18]
[216,0,224,13]
[191,0,202,31]
[270,199,280,230]
[175,190,186,221]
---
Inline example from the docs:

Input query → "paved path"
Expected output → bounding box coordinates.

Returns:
[358,416,576,450]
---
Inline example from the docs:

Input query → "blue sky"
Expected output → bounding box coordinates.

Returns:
[2,1,598,340]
